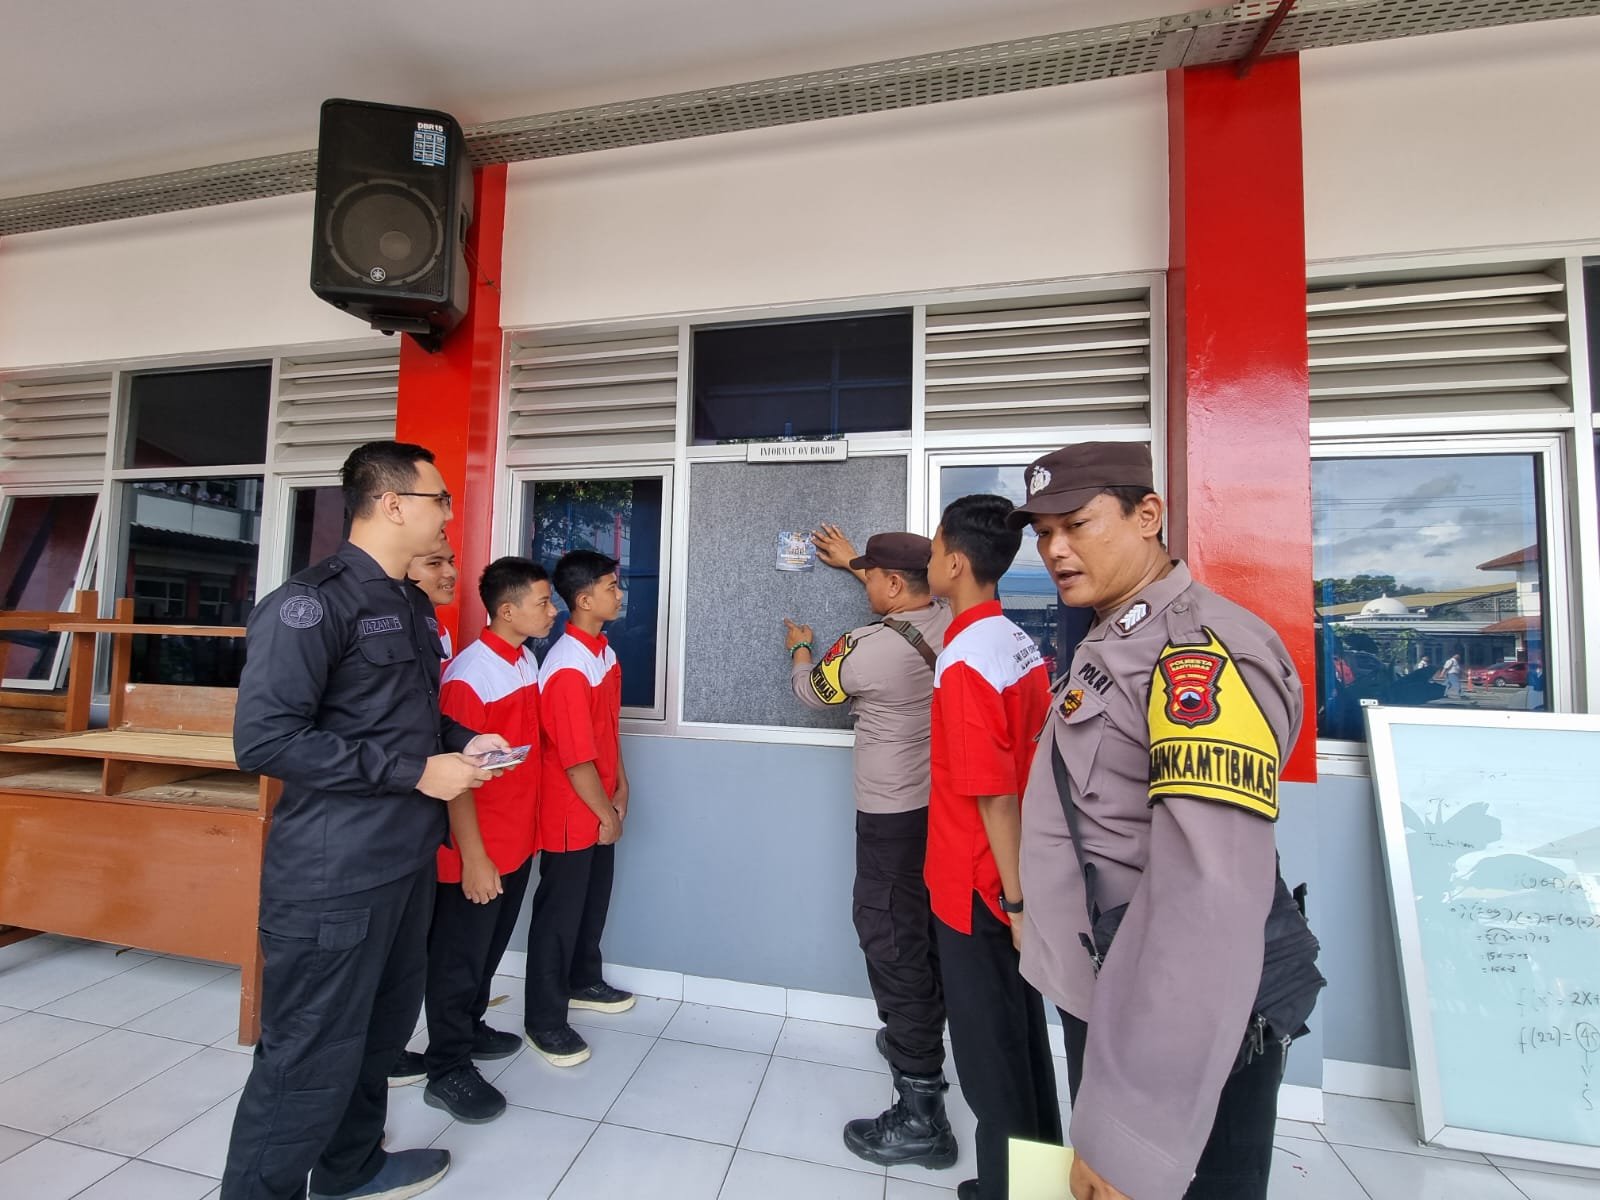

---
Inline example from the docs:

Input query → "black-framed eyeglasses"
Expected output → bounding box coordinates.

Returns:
[378,490,453,510]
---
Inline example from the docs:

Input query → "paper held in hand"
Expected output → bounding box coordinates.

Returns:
[1008,1138,1075,1200]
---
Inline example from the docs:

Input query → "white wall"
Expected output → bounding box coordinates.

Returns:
[1302,17,1600,265]
[499,74,1168,328]
[0,192,371,371]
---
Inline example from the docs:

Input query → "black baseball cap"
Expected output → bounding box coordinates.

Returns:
[1006,442,1155,529]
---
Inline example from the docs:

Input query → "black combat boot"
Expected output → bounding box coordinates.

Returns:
[842,1069,958,1168]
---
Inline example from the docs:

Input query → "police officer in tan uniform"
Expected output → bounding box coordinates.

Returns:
[781,529,958,1169]
[1008,444,1314,1200]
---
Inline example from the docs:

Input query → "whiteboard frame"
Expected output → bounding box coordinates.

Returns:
[1366,704,1600,1168]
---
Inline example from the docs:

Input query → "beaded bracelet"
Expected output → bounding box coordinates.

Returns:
[788,641,813,658]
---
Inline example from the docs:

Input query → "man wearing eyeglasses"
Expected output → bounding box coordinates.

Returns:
[224,441,510,1200]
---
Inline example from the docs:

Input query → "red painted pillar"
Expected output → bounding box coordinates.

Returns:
[1167,58,1316,782]
[395,164,507,647]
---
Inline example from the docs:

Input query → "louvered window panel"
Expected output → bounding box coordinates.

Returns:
[507,327,680,456]
[923,292,1152,434]
[1306,270,1572,424]
[0,372,113,483]
[274,345,399,468]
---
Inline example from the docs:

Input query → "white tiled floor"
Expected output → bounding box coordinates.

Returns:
[2,936,1598,1199]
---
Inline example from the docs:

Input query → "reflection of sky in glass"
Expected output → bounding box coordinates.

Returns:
[939,466,1056,597]
[937,466,1059,665]
[1313,456,1539,592]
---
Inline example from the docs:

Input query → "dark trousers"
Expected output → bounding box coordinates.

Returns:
[222,866,433,1200]
[936,893,1062,1200]
[1061,1011,1283,1200]
[524,843,614,1032]
[423,858,533,1079]
[854,809,945,1077]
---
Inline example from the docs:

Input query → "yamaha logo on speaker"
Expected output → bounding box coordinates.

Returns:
[369,267,387,282]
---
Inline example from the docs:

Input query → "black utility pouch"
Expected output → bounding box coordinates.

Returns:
[1050,740,1325,1075]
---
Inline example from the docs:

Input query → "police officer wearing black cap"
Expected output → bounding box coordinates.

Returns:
[223,441,511,1200]
[1009,443,1321,1200]
[782,528,957,1169]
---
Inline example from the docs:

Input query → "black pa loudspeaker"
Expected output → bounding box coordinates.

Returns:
[310,99,475,351]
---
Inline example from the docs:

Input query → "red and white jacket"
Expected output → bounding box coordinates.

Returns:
[927,600,1050,933]
[537,625,622,853]
[436,630,540,881]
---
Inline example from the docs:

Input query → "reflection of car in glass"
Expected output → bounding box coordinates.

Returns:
[1469,661,1528,688]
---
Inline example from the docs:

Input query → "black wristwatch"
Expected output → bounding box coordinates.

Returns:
[999,892,1024,914]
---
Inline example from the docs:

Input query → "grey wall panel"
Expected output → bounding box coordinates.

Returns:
[606,734,868,994]
[1277,782,1323,1088]
[501,734,1400,1082]
[682,456,908,728]
[1315,771,1411,1071]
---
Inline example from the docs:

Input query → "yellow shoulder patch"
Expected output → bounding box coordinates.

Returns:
[1147,628,1279,820]
[808,633,856,705]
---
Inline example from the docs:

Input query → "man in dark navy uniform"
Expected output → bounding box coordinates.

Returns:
[222,441,509,1200]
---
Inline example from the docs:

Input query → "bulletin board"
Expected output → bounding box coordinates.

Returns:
[682,456,908,729]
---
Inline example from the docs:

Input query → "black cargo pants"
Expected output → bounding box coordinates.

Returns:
[221,866,433,1200]
[853,808,946,1077]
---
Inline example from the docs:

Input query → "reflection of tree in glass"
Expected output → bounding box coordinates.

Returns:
[529,481,635,569]
[1313,575,1428,606]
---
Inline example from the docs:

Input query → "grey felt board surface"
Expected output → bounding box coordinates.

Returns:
[684,456,908,728]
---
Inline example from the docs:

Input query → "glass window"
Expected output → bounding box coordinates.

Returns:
[0,494,99,686]
[125,365,270,468]
[123,477,263,686]
[522,477,666,712]
[1312,453,1549,743]
[287,485,348,574]
[692,313,912,443]
[937,463,1064,676]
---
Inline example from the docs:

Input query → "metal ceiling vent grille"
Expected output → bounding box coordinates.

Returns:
[923,289,1153,435]
[274,344,399,468]
[1197,0,1600,59]
[506,327,680,458]
[6,1,1600,236]
[1306,267,1571,424]
[0,373,114,484]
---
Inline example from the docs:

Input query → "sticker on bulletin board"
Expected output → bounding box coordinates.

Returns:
[775,530,816,572]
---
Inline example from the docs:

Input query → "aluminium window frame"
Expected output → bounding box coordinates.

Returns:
[506,462,676,723]
[0,485,104,690]
[495,271,1165,747]
[1307,247,1600,771]
[1309,432,1575,764]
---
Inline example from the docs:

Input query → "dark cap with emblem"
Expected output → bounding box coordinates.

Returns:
[849,532,933,573]
[1005,442,1155,529]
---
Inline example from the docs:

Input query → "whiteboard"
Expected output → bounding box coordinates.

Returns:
[1367,706,1600,1167]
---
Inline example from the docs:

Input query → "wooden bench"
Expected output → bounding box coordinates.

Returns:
[0,593,275,1042]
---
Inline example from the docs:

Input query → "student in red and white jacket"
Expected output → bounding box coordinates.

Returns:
[419,557,556,1124]
[523,549,636,1067]
[925,494,1062,1200]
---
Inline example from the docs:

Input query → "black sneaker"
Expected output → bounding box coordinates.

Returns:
[471,1022,523,1060]
[569,981,636,1013]
[309,1147,450,1199]
[423,1064,506,1124]
[387,1050,426,1087]
[524,1023,591,1067]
